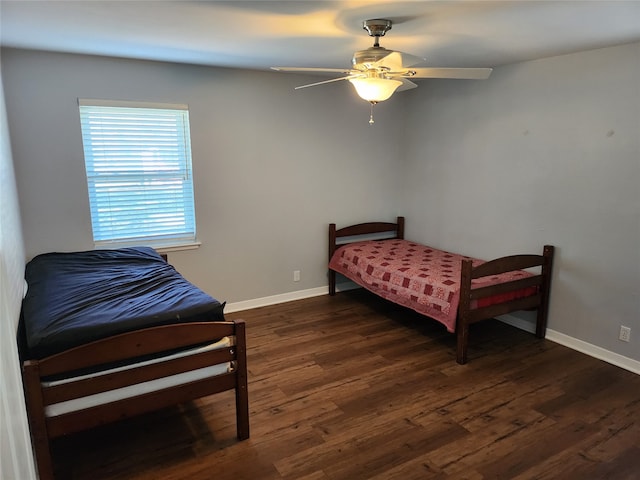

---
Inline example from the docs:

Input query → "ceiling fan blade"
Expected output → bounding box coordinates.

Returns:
[271,67,351,74]
[375,51,425,69]
[294,74,362,90]
[396,78,418,92]
[409,67,493,79]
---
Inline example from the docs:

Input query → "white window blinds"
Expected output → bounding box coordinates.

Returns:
[79,100,196,248]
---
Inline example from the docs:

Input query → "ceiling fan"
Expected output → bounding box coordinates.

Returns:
[272,19,492,123]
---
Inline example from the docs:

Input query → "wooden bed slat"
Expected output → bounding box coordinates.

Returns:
[469,275,543,300]
[41,347,236,405]
[46,372,238,438]
[334,221,401,238]
[37,322,236,377]
[469,254,545,279]
[466,294,542,324]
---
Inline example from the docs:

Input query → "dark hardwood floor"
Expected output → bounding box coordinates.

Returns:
[51,290,640,479]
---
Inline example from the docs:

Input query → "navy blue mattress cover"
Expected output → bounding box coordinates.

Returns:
[22,247,225,359]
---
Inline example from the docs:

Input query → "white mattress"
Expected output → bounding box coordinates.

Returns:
[44,336,234,417]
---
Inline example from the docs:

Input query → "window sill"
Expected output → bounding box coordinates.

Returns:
[153,241,202,254]
[95,241,201,253]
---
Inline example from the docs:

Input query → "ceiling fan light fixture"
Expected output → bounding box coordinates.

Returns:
[348,77,402,102]
[272,17,492,124]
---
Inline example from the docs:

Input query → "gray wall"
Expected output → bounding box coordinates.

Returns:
[0,71,36,480]
[402,42,640,361]
[2,42,639,368]
[1,49,404,303]
[1,39,639,480]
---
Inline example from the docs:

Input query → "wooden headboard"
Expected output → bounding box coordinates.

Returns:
[328,216,405,295]
[329,216,405,261]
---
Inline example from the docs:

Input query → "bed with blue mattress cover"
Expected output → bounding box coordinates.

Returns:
[19,247,249,480]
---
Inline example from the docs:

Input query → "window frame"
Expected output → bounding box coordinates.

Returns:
[78,99,199,251]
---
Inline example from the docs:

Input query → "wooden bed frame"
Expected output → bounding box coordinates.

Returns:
[21,253,249,480]
[23,320,249,480]
[329,216,554,364]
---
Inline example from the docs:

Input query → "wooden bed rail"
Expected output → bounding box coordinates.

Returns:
[33,321,238,377]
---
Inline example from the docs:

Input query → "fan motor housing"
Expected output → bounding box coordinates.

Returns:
[363,19,392,37]
[352,47,392,69]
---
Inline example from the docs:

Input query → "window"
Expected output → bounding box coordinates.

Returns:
[79,100,196,249]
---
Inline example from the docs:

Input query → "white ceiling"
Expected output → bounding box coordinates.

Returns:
[1,1,640,73]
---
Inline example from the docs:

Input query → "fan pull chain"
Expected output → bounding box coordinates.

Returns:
[369,101,377,125]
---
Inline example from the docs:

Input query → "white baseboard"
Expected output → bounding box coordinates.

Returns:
[224,286,327,313]
[499,314,640,375]
[227,287,639,376]
[225,281,360,313]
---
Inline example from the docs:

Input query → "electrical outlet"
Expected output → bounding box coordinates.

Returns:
[619,326,631,342]
[293,270,301,282]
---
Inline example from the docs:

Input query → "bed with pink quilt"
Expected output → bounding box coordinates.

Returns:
[328,217,554,364]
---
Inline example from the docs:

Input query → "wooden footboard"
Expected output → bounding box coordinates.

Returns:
[456,245,554,364]
[22,320,249,480]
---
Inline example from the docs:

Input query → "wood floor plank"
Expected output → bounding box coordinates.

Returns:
[50,290,640,479]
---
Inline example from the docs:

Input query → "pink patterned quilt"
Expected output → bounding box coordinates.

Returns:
[329,239,534,332]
